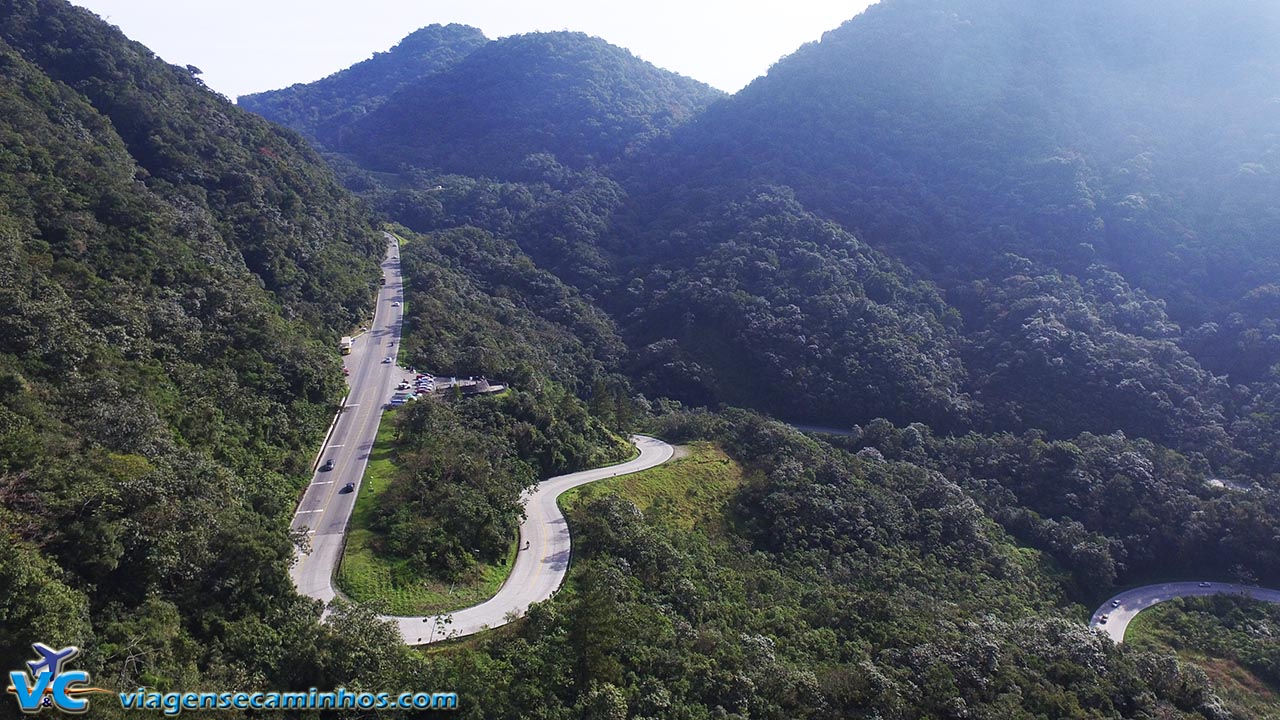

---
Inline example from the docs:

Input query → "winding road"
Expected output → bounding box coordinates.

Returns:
[399,435,673,645]
[291,233,674,645]
[1090,583,1280,642]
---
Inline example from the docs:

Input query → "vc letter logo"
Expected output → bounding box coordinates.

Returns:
[6,644,105,714]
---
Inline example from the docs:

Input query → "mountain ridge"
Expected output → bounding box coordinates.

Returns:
[238,23,489,147]
[340,30,724,177]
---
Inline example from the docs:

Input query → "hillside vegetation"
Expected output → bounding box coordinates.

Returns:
[0,0,388,691]
[344,31,724,178]
[238,24,488,148]
[8,0,1280,717]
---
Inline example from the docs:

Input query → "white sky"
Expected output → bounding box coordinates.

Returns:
[70,1,875,100]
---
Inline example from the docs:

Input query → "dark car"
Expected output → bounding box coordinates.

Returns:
[321,459,335,472]
[341,482,355,493]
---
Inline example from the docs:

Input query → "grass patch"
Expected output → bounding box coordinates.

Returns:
[560,441,743,538]
[336,411,517,616]
[1127,601,1280,716]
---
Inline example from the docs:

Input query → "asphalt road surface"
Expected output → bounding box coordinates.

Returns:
[290,232,404,607]
[291,232,676,644]
[1090,582,1280,642]
[397,435,674,645]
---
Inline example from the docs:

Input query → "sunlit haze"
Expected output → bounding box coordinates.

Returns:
[70,1,875,99]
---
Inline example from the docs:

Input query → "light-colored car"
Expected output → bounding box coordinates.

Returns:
[1099,614,1109,623]
[392,301,401,307]
[1199,582,1211,588]
[1111,600,1120,607]
[382,357,393,364]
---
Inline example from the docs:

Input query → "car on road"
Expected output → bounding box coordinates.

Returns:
[341,482,355,494]
[342,366,350,376]
[392,301,401,307]
[382,356,393,363]
[1199,582,1212,588]
[321,459,335,472]
[1111,600,1121,607]
[1099,614,1109,623]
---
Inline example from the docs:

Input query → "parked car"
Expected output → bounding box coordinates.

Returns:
[321,459,335,471]
[342,366,350,376]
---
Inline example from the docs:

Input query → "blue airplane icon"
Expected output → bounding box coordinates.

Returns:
[26,644,79,677]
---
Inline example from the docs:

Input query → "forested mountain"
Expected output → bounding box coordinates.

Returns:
[0,0,386,688]
[341,31,724,177]
[634,0,1280,313]
[238,23,488,148]
[597,0,1280,462]
[12,0,1280,716]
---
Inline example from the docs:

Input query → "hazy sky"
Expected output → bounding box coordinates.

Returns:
[70,1,875,100]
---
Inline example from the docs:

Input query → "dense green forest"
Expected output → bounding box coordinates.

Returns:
[238,24,488,149]
[339,31,724,178]
[0,0,389,698]
[6,0,1280,716]
[616,0,1280,453]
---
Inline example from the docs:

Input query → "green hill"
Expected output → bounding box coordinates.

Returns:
[238,24,488,147]
[343,31,724,177]
[0,0,384,683]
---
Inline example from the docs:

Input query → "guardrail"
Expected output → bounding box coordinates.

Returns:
[310,395,348,472]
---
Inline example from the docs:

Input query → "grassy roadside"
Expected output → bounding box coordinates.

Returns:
[335,411,518,616]
[1126,600,1280,716]
[560,441,743,539]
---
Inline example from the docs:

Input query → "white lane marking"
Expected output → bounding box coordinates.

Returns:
[327,444,345,448]
[311,481,334,486]
[296,509,324,514]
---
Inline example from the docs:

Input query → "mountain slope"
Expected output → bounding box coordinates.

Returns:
[343,31,724,177]
[0,0,387,687]
[238,24,488,147]
[604,0,1279,459]
[634,0,1280,319]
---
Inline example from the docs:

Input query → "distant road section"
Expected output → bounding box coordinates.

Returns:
[1090,582,1280,642]
[788,423,855,437]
